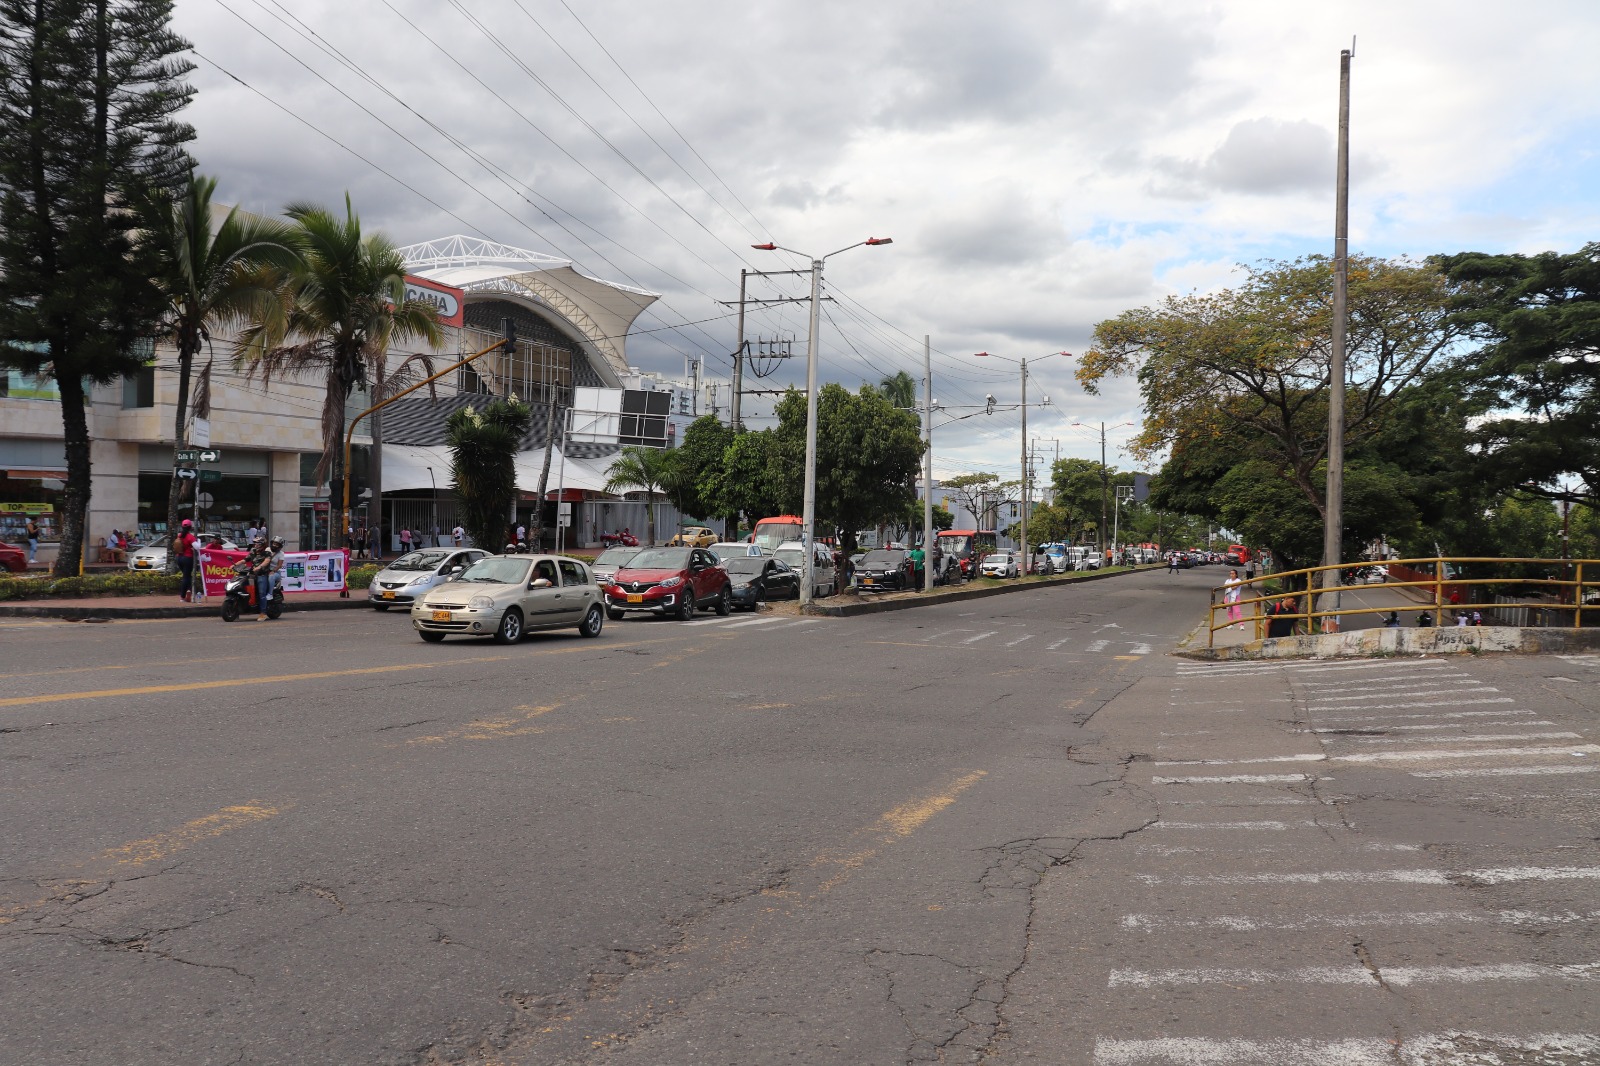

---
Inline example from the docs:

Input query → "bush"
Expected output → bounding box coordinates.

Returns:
[347,564,381,590]
[0,570,183,601]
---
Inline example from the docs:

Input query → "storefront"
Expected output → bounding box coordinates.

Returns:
[135,445,271,544]
[0,470,65,548]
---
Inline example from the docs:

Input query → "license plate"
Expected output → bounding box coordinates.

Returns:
[627,594,643,604]
[862,578,874,585]
[431,610,451,622]
[135,561,149,568]
[382,590,395,599]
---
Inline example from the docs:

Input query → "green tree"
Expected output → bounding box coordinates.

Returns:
[879,370,918,411]
[446,399,531,551]
[673,414,734,522]
[151,174,300,565]
[1434,244,1600,507]
[706,429,784,530]
[604,446,674,546]
[771,383,926,553]
[0,0,195,575]
[237,195,442,537]
[1080,255,1465,526]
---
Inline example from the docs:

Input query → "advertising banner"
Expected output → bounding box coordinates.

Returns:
[402,275,465,327]
[197,548,349,598]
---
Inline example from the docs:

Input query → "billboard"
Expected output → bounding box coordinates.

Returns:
[402,275,465,328]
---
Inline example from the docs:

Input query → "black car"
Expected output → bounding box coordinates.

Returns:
[724,555,800,609]
[855,549,917,592]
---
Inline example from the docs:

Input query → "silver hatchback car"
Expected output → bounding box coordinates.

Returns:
[368,548,488,609]
[411,554,605,643]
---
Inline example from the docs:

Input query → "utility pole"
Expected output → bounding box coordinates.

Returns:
[731,269,747,430]
[1321,44,1353,630]
[1019,357,1029,571]
[1099,421,1109,557]
[923,335,934,592]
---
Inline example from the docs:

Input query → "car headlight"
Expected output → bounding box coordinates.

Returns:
[734,581,750,590]
[468,595,496,610]
[409,574,431,585]
[660,576,683,588]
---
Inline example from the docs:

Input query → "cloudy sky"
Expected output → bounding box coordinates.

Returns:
[174,0,1600,479]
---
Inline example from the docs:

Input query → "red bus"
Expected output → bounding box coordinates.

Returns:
[751,515,805,551]
[936,529,997,577]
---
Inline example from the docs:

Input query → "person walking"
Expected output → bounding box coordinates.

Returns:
[1167,551,1179,575]
[452,523,465,547]
[175,519,198,602]
[399,526,412,555]
[1223,568,1244,628]
[25,517,39,565]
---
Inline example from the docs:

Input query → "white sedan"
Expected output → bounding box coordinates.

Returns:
[980,552,1019,579]
[126,532,237,571]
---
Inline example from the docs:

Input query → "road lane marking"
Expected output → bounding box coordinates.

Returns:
[1109,961,1600,988]
[1151,773,1314,784]
[1004,634,1034,647]
[1302,684,1494,701]
[0,654,247,681]
[1138,865,1600,886]
[1046,637,1070,650]
[1312,720,1556,732]
[1093,1033,1600,1066]
[1085,640,1109,652]
[1349,731,1581,744]
[1176,659,1451,675]
[1306,697,1517,712]
[961,631,998,644]
[1317,709,1535,722]
[406,703,562,745]
[1312,714,1541,728]
[1119,908,1600,932]
[1154,745,1600,766]
[1295,671,1471,688]
[1127,642,1153,655]
[814,770,987,894]
[1149,820,1313,830]
[768,619,823,629]
[1412,765,1600,779]
[102,801,289,867]
[721,617,780,629]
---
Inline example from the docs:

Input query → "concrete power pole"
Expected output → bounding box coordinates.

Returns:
[1320,45,1353,630]
[731,269,747,430]
[923,335,934,592]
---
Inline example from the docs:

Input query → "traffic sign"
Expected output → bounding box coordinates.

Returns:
[175,449,199,462]
[199,449,222,463]
[175,467,198,481]
[200,469,223,483]
[196,492,214,510]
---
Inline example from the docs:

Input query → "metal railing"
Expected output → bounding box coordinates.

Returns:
[1208,556,1599,648]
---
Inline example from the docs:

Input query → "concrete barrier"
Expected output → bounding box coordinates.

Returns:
[1179,624,1600,661]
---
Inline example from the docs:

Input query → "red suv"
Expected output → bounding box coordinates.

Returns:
[605,546,732,621]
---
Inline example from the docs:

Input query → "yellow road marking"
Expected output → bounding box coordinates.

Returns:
[407,703,562,745]
[740,703,791,711]
[864,640,980,651]
[816,769,987,894]
[0,655,245,681]
[1114,655,1141,661]
[102,801,289,867]
[0,640,670,709]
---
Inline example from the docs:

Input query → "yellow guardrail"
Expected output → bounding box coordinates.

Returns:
[1207,556,1600,648]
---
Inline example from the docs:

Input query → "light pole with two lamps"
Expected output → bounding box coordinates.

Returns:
[752,237,893,606]
[974,351,1069,573]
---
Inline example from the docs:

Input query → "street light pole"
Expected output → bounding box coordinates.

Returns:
[753,237,893,608]
[1321,45,1353,630]
[975,350,1068,573]
[923,335,934,592]
[426,466,437,548]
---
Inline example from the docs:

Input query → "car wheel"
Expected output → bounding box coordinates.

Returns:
[418,630,446,643]
[494,608,523,644]
[607,608,624,621]
[579,603,604,638]
[677,589,696,620]
[713,584,732,615]
[373,604,389,611]
[220,598,239,623]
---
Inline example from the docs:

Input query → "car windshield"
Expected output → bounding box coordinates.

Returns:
[989,553,1014,563]
[457,558,530,584]
[389,550,450,572]
[940,536,970,554]
[774,548,803,565]
[143,535,170,549]
[624,547,690,570]
[861,550,904,567]
[724,558,768,576]
[594,548,640,567]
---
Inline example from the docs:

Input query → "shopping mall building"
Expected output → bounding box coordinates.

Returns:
[0,234,708,564]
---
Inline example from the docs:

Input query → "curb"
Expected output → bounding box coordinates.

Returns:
[0,597,375,620]
[1176,623,1600,661]
[802,564,1160,618]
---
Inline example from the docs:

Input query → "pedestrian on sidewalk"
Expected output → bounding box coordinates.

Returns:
[25,517,39,565]
[452,524,464,547]
[399,527,412,554]
[175,519,198,602]
[1223,569,1244,627]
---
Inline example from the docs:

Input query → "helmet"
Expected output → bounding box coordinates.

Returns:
[270,537,283,548]
[181,519,192,528]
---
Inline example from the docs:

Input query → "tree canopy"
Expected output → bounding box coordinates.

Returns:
[447,399,531,552]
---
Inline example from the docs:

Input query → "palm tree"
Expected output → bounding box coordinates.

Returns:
[446,399,532,550]
[237,195,441,546]
[879,370,918,411]
[604,446,673,546]
[151,173,299,564]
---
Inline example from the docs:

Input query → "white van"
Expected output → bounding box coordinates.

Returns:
[1065,546,1102,571]
[774,540,837,597]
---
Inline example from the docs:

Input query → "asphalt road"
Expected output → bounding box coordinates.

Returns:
[2,566,1596,1065]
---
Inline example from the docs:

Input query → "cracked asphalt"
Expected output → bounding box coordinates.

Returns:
[2,568,1597,1065]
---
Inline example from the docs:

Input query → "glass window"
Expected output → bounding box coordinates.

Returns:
[558,560,585,586]
[122,365,155,408]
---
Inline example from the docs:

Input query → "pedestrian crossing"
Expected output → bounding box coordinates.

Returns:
[1078,654,1600,1063]
[917,625,1160,656]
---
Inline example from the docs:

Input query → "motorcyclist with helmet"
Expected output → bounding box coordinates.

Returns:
[250,536,286,621]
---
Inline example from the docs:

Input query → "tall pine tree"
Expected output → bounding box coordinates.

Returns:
[0,0,194,575]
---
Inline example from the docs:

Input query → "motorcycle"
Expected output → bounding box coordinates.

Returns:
[599,531,639,548]
[220,562,283,622]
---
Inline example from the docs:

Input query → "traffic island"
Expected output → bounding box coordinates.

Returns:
[803,565,1160,618]
[1178,624,1600,661]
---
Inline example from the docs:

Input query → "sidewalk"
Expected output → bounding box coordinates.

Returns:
[0,589,371,620]
[1200,580,1433,651]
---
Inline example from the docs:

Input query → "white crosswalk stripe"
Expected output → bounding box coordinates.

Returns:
[1094,1032,1600,1065]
